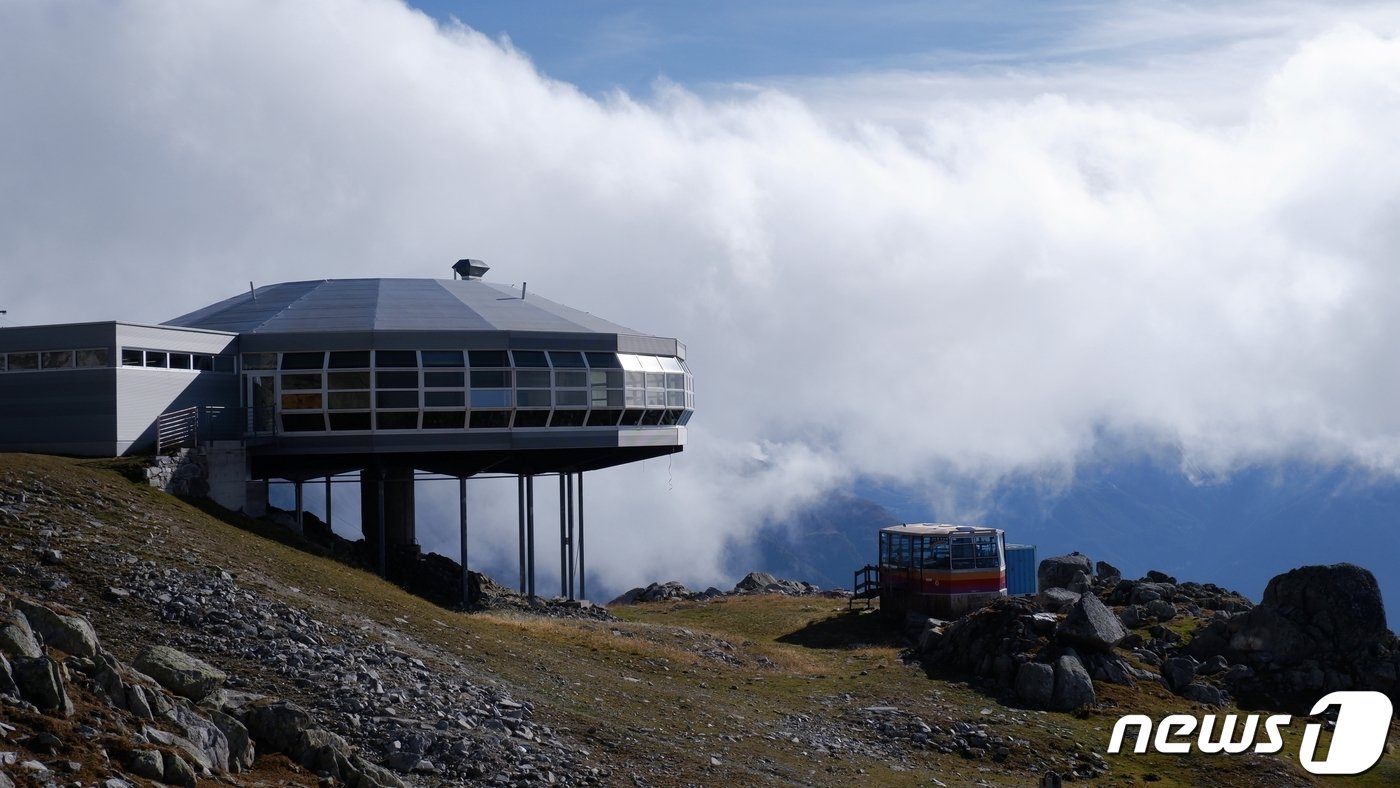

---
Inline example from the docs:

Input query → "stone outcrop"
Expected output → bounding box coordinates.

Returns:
[133,644,227,702]
[1037,553,1093,591]
[1057,592,1127,652]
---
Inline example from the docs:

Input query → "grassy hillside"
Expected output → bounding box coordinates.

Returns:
[1,453,1396,786]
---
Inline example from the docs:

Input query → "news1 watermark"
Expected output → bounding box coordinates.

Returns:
[1108,691,1394,775]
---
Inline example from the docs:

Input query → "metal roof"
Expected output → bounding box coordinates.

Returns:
[880,523,1002,536]
[162,279,643,336]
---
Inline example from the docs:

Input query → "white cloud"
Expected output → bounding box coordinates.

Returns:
[6,0,1400,592]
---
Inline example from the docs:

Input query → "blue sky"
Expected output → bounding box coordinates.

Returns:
[407,1,1091,95]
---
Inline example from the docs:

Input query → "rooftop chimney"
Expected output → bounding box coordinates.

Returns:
[453,259,490,280]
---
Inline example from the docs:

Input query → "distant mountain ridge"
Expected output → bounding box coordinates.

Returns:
[733,454,1400,625]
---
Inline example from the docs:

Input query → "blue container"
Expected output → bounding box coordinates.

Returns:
[1005,544,1038,595]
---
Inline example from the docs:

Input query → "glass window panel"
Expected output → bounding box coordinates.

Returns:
[549,410,587,427]
[618,354,645,371]
[282,392,323,410]
[585,410,621,426]
[619,409,644,426]
[422,411,466,429]
[8,352,38,371]
[144,352,167,368]
[376,370,418,389]
[468,350,509,367]
[329,412,371,431]
[517,389,551,407]
[513,410,549,427]
[242,352,276,370]
[515,370,550,388]
[659,357,684,372]
[470,389,511,408]
[329,371,370,389]
[555,390,588,406]
[280,352,325,370]
[281,414,326,432]
[424,371,465,388]
[555,370,586,388]
[625,389,645,407]
[376,390,418,409]
[666,373,684,390]
[121,349,144,367]
[375,350,418,368]
[585,352,621,369]
[512,350,549,367]
[639,355,664,372]
[677,410,693,425]
[646,390,666,407]
[328,391,370,409]
[168,354,191,369]
[424,391,465,408]
[659,410,679,426]
[470,370,509,388]
[0,356,7,372]
[548,351,585,368]
[376,412,419,430]
[41,351,74,369]
[328,350,371,368]
[644,372,664,389]
[282,373,322,390]
[469,411,511,428]
[191,354,213,371]
[625,371,644,389]
[606,390,624,407]
[421,350,464,367]
[641,409,664,425]
[666,390,685,406]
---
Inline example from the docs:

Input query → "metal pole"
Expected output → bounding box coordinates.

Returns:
[517,476,526,593]
[459,476,470,608]
[294,481,304,536]
[377,469,387,578]
[324,475,333,532]
[578,472,586,601]
[566,471,575,601]
[559,473,568,598]
[526,475,536,600]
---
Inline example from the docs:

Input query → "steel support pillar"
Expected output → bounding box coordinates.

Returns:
[566,472,576,601]
[293,480,304,536]
[324,476,332,532]
[578,472,586,601]
[559,473,568,598]
[459,476,470,608]
[377,470,386,577]
[526,475,536,600]
[517,476,527,594]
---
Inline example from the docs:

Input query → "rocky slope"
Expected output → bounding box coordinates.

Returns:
[2,454,1399,786]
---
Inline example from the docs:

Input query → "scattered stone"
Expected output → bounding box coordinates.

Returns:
[0,609,42,658]
[1050,651,1096,711]
[1038,553,1093,591]
[1058,592,1128,652]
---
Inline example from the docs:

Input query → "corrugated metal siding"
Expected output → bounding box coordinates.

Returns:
[0,368,118,456]
[116,324,236,355]
[115,369,241,455]
[1006,544,1038,596]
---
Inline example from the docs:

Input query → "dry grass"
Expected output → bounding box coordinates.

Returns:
[4,453,1400,786]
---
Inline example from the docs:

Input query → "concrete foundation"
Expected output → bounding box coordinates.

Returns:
[360,466,416,549]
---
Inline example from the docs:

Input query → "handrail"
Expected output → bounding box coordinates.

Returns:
[155,405,244,454]
[155,406,200,454]
[851,564,880,609]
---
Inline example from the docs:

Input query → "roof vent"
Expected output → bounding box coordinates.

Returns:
[453,259,490,280]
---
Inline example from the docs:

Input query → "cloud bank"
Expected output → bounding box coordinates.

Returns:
[4,0,1400,592]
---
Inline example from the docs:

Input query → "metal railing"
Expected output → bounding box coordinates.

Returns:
[851,564,881,609]
[154,405,243,453]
